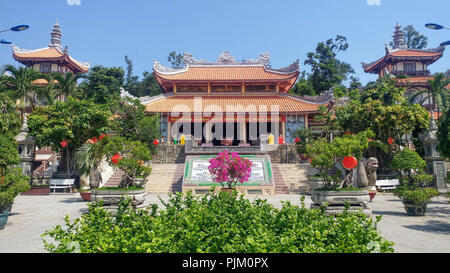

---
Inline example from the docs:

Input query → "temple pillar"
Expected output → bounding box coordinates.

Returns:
[167,121,172,145]
[240,121,246,144]
[241,82,245,94]
[281,119,286,140]
[173,83,177,94]
[304,114,309,129]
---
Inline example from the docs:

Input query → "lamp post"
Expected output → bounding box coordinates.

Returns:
[1,24,29,46]
[0,24,29,33]
[425,23,450,47]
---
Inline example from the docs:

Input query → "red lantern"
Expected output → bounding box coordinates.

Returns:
[278,136,284,145]
[294,137,301,143]
[388,137,394,145]
[153,139,160,146]
[111,153,122,165]
[342,156,358,169]
[60,140,68,148]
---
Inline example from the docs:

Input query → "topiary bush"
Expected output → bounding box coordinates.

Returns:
[42,190,394,253]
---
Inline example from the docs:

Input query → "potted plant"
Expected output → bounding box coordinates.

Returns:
[90,137,152,212]
[306,130,382,215]
[208,150,253,193]
[391,149,439,216]
[293,128,314,161]
[0,168,30,229]
[75,134,109,201]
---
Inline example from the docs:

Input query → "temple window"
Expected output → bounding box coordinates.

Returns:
[177,84,207,92]
[404,62,416,72]
[40,63,52,73]
[211,85,241,92]
[245,85,275,92]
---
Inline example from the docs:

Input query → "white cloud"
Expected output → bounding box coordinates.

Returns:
[67,0,81,5]
[366,0,381,6]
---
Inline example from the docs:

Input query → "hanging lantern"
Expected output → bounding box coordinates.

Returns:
[60,140,68,148]
[294,137,301,143]
[111,153,122,165]
[278,136,284,145]
[342,156,358,169]
[388,137,394,145]
[153,139,160,146]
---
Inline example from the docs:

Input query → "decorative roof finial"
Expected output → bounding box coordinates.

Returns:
[393,21,407,49]
[49,20,62,50]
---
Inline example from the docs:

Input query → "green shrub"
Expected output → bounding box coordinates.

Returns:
[42,190,394,253]
[394,186,439,205]
[0,167,30,210]
[391,148,426,176]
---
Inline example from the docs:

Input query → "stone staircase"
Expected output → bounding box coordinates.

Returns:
[102,163,315,195]
[102,170,125,188]
[146,164,184,194]
[272,163,315,194]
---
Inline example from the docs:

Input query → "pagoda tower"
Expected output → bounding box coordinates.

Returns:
[12,20,90,85]
[362,22,446,112]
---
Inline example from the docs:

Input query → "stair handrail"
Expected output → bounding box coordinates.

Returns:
[33,154,56,177]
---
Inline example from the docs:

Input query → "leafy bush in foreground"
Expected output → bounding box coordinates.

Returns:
[42,191,394,253]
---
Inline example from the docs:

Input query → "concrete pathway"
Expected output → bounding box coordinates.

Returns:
[0,193,448,253]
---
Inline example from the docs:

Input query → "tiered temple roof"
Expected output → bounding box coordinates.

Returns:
[12,21,90,75]
[153,51,300,93]
[144,51,333,115]
[361,22,444,76]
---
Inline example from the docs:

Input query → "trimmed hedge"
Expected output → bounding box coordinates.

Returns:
[42,190,394,253]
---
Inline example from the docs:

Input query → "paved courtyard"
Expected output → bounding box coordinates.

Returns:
[0,193,448,253]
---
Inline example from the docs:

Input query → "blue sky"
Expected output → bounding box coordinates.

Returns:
[1,0,449,85]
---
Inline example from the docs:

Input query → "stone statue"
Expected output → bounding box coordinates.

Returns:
[365,157,379,191]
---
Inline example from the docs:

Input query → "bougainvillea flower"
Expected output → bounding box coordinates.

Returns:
[60,140,68,148]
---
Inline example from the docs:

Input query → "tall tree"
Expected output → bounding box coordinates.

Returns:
[168,51,185,69]
[0,65,42,118]
[334,78,429,168]
[437,109,450,159]
[291,35,354,96]
[28,98,111,178]
[123,56,162,97]
[409,73,449,116]
[53,71,84,101]
[79,65,124,104]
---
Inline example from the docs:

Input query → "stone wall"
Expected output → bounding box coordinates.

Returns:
[152,143,302,164]
[268,144,301,164]
[151,144,186,163]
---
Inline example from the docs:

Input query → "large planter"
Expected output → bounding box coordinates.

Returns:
[91,189,147,213]
[0,203,13,215]
[310,189,371,216]
[0,213,8,230]
[21,186,50,196]
[311,189,370,206]
[403,202,427,216]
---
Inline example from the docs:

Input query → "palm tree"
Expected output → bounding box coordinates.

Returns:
[409,73,450,118]
[0,65,42,120]
[53,71,84,101]
[75,139,106,189]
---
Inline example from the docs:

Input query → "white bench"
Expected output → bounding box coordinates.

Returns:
[50,179,75,193]
[376,179,400,191]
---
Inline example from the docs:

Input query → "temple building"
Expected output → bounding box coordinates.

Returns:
[362,22,446,111]
[143,51,333,146]
[12,20,90,86]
